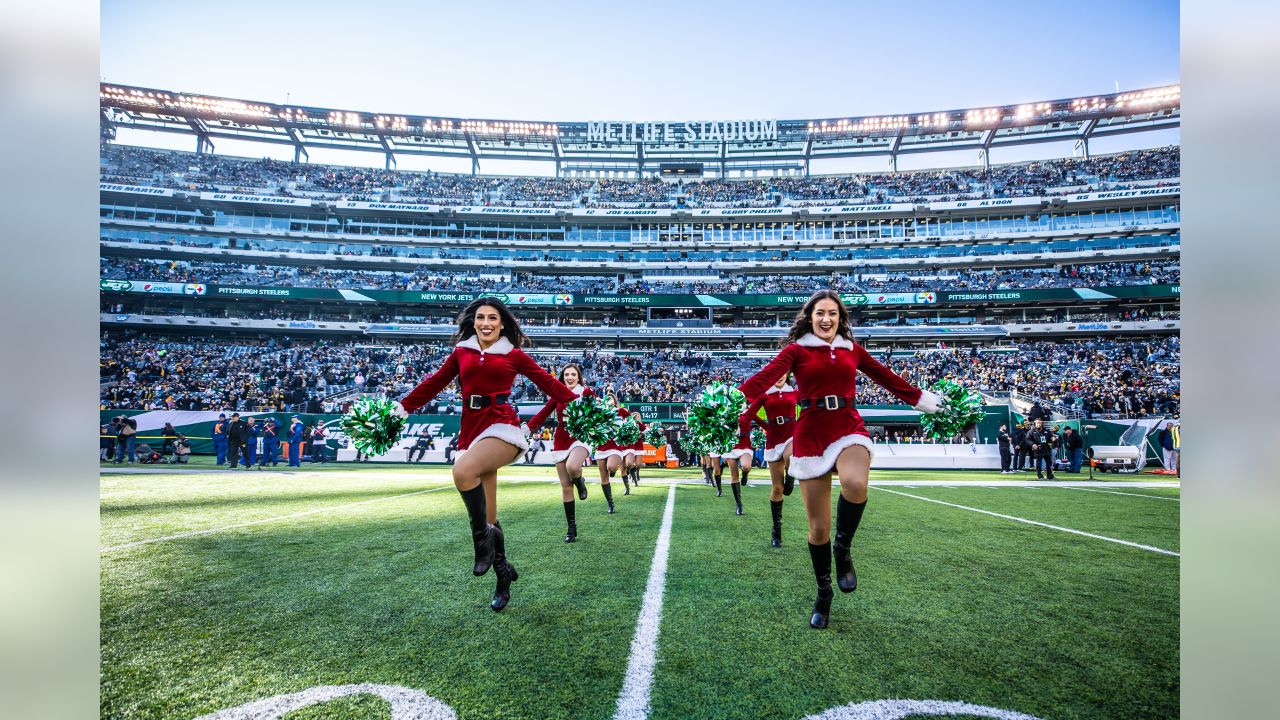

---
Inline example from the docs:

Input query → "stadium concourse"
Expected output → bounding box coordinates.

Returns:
[99,83,1179,720]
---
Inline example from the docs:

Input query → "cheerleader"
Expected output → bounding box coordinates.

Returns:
[721,408,765,516]
[591,389,631,512]
[524,363,594,543]
[738,290,942,629]
[743,374,799,547]
[707,450,724,494]
[622,410,647,489]
[396,298,577,612]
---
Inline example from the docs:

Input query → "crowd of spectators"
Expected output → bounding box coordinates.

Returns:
[503,177,593,203]
[855,337,1180,418]
[852,261,1180,292]
[101,333,1178,420]
[101,256,1179,296]
[102,144,1179,208]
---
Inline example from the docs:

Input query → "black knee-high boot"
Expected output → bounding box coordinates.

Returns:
[833,495,866,593]
[741,467,750,486]
[491,521,518,612]
[602,482,616,514]
[631,466,639,486]
[573,474,588,501]
[459,485,495,576]
[770,499,783,547]
[782,472,796,496]
[808,541,833,629]
[731,482,743,515]
[714,473,723,497]
[564,501,577,543]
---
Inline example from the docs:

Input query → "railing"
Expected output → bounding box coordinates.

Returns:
[1009,390,1083,420]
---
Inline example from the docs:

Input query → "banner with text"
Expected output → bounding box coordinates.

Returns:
[102,280,1179,307]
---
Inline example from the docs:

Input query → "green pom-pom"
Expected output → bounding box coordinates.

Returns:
[563,395,617,447]
[918,379,985,440]
[340,397,406,456]
[614,415,642,445]
[686,381,748,454]
[750,425,767,449]
[644,423,666,447]
[679,432,706,458]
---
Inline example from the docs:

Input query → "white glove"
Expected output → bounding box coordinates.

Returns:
[520,423,532,437]
[392,401,410,420]
[913,389,945,414]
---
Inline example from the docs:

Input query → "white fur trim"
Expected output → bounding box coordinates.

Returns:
[594,448,627,461]
[459,422,528,465]
[724,447,754,461]
[569,384,585,396]
[622,448,644,458]
[913,389,944,414]
[763,436,793,463]
[706,451,722,458]
[788,433,875,480]
[767,384,795,394]
[549,441,592,464]
[796,333,853,350]
[456,336,514,355]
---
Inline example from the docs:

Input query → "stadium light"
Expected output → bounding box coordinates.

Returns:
[965,107,1000,127]
[1114,87,1180,110]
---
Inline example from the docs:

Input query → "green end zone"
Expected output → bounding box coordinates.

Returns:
[101,466,1179,719]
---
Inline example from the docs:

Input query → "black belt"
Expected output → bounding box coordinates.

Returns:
[466,393,510,409]
[772,416,795,425]
[798,395,854,411]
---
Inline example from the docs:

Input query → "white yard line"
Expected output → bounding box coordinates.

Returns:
[612,482,677,720]
[1059,486,1180,502]
[872,487,1179,557]
[101,485,452,553]
[868,479,1179,489]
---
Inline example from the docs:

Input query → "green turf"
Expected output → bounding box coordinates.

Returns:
[101,465,1178,719]
[653,484,1178,720]
[873,485,1180,553]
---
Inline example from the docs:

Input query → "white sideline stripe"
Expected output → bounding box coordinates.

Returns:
[873,487,1180,557]
[612,482,677,720]
[101,485,452,553]
[1061,486,1180,502]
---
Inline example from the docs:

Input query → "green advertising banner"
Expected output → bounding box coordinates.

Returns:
[100,403,1011,455]
[99,410,463,455]
[102,279,1180,309]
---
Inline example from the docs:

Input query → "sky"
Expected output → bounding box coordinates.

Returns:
[100,0,1180,175]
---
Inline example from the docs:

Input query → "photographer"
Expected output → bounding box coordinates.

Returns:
[113,415,137,464]
[171,434,191,464]
[161,422,178,461]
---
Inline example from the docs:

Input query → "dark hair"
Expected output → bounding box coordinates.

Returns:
[783,289,853,346]
[451,297,531,348]
[559,362,585,386]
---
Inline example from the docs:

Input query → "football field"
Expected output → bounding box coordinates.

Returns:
[101,463,1179,719]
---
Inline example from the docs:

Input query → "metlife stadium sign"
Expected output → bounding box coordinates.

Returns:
[586,120,779,144]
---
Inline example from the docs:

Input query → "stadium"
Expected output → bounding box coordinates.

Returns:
[100,74,1180,719]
